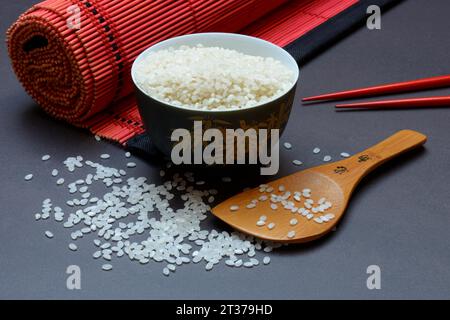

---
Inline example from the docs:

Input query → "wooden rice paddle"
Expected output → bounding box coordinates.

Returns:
[212,130,427,243]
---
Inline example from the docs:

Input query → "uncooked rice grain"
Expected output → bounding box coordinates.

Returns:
[126,162,136,168]
[29,153,283,276]
[102,264,113,271]
[135,45,294,111]
[283,142,292,150]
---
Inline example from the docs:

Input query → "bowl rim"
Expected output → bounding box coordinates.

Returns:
[131,32,299,113]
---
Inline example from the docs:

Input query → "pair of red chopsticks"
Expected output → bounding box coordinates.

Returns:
[302,74,450,109]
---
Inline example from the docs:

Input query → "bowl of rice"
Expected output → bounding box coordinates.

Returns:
[131,32,299,158]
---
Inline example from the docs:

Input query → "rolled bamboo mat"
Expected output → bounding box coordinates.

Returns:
[7,0,358,145]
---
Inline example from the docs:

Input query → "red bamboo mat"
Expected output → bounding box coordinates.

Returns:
[7,0,358,145]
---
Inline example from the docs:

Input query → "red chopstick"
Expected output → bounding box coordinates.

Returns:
[302,74,450,102]
[336,96,450,109]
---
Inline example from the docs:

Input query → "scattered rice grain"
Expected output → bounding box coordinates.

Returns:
[102,264,113,271]
[287,231,296,238]
[45,231,54,238]
[256,220,266,227]
[283,142,292,150]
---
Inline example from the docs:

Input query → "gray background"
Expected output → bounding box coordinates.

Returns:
[1,0,449,299]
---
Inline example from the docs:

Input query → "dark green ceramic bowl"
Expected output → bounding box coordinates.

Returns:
[131,33,299,157]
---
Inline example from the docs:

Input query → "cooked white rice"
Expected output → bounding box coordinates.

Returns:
[134,45,295,110]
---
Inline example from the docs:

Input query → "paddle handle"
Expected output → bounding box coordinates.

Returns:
[323,130,427,194]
